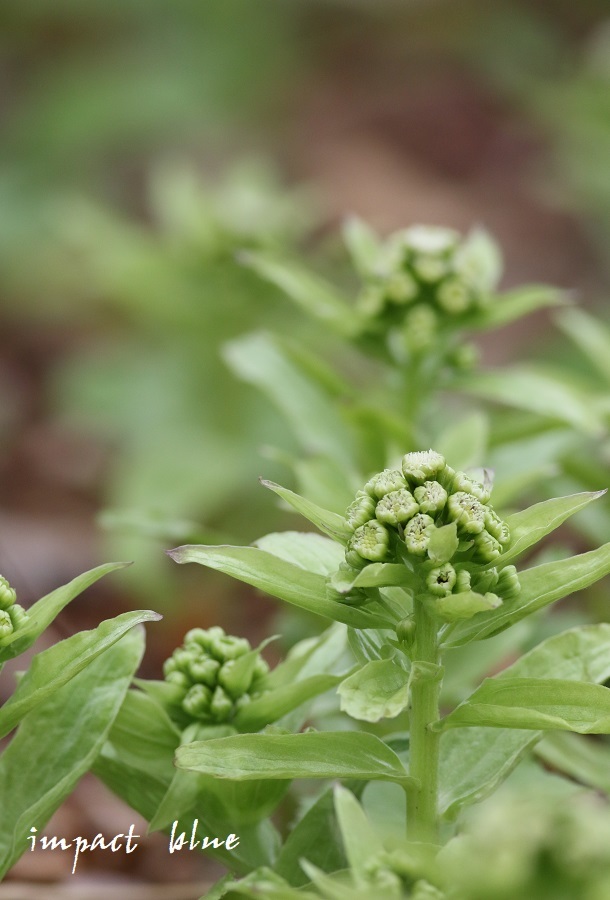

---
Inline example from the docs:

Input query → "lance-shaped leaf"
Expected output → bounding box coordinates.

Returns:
[263,625,349,692]
[496,491,606,567]
[457,366,602,435]
[176,732,413,785]
[436,677,610,733]
[338,659,410,723]
[255,531,345,575]
[168,545,393,629]
[275,787,348,886]
[261,480,352,543]
[427,522,459,565]
[234,674,343,732]
[444,542,610,647]
[535,732,610,797]
[556,307,610,385]
[0,628,144,879]
[0,562,132,662]
[333,564,416,594]
[240,252,356,334]
[0,609,160,739]
[438,624,610,817]
[476,284,568,329]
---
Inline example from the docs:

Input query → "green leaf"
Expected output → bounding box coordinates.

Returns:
[0,562,132,661]
[435,590,500,623]
[338,659,410,722]
[333,564,415,594]
[457,366,602,435]
[478,284,568,329]
[437,677,610,733]
[240,252,355,333]
[438,624,610,817]
[497,491,606,566]
[342,216,382,278]
[535,732,610,796]
[0,609,160,739]
[223,332,356,466]
[176,732,413,785]
[556,307,610,385]
[168,544,394,629]
[444,542,610,647]
[275,787,348,887]
[263,626,349,692]
[234,674,343,732]
[0,628,144,879]
[261,479,352,543]
[334,786,384,881]
[255,531,345,576]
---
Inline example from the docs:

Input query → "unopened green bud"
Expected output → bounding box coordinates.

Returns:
[414,480,447,516]
[183,628,209,648]
[403,513,435,556]
[385,271,417,304]
[344,548,368,569]
[166,670,190,690]
[402,450,446,486]
[350,521,390,562]
[171,648,192,673]
[436,277,472,314]
[7,604,28,630]
[447,491,486,534]
[346,491,376,530]
[450,343,479,371]
[372,468,407,498]
[375,488,419,526]
[188,657,221,686]
[183,683,213,719]
[426,563,457,597]
[358,284,386,317]
[403,305,437,352]
[396,616,416,647]
[473,529,503,562]
[472,568,499,594]
[210,685,233,722]
[404,225,459,256]
[252,655,270,682]
[0,610,14,639]
[452,472,491,503]
[485,509,510,546]
[412,254,448,283]
[215,635,251,661]
[0,576,16,611]
[497,564,521,600]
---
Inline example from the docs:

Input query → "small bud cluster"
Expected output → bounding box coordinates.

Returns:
[341,450,519,618]
[355,226,495,353]
[163,627,269,725]
[0,575,29,642]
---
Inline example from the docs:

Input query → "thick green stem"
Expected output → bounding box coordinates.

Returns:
[407,598,441,843]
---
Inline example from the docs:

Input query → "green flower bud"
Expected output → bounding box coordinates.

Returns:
[412,254,449,283]
[375,488,419,526]
[447,491,486,534]
[473,529,503,562]
[183,628,209,648]
[455,569,471,593]
[358,283,387,317]
[0,576,16,611]
[450,342,479,371]
[166,671,190,690]
[452,472,491,503]
[171,648,193,673]
[472,568,499,594]
[396,616,416,647]
[385,271,417,304]
[346,491,377,530]
[210,685,233,722]
[188,657,221,686]
[252,655,270,682]
[497,565,521,600]
[403,513,435,556]
[183,683,213,719]
[436,277,473,314]
[371,468,407,498]
[215,635,251,661]
[414,480,448,516]
[403,305,437,353]
[402,450,446,486]
[485,509,511,546]
[404,225,459,256]
[427,563,457,597]
[350,521,390,562]
[7,604,28,630]
[344,548,368,570]
[0,610,14,639]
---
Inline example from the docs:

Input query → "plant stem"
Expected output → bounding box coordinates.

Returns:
[407,597,441,843]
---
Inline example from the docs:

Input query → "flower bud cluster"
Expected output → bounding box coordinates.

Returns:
[163,626,270,725]
[0,575,29,642]
[355,226,496,352]
[342,450,519,616]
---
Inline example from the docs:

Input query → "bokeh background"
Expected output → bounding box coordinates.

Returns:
[1,0,610,895]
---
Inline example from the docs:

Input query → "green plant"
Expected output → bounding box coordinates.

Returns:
[0,564,159,878]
